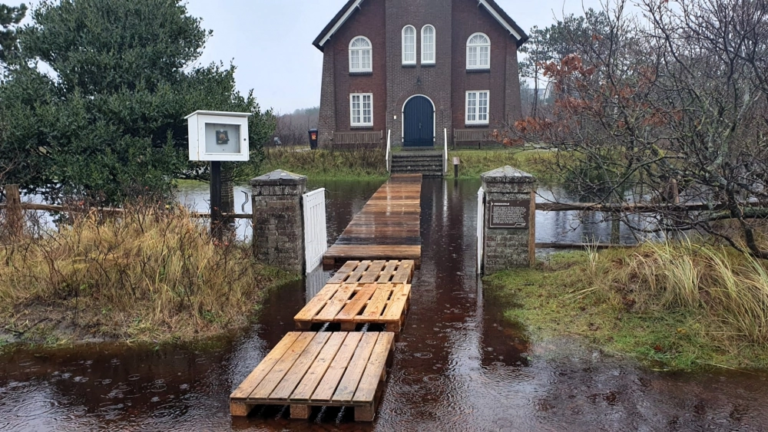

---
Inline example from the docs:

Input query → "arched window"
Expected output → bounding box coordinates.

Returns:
[421,25,435,64]
[349,36,372,73]
[402,26,416,65]
[466,33,490,70]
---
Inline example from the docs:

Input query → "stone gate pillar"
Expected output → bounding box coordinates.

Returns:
[481,166,536,273]
[250,170,307,273]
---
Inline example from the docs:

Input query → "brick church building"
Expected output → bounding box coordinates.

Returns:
[313,0,528,149]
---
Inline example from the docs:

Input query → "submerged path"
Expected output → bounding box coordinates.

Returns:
[323,174,422,269]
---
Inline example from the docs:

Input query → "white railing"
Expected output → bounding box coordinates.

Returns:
[386,129,391,172]
[302,188,328,274]
[477,187,485,274]
[443,128,448,174]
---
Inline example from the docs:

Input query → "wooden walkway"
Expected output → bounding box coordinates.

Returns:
[323,174,422,269]
[295,261,415,332]
[230,331,395,422]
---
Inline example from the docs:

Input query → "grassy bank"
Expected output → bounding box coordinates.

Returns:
[449,148,557,182]
[254,147,388,179]
[0,207,294,348]
[247,146,555,182]
[486,242,768,371]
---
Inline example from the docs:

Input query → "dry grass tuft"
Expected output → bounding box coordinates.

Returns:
[0,206,290,343]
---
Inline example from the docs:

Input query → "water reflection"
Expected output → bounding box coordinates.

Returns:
[1,179,767,431]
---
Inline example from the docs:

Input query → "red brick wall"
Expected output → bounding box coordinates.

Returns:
[320,0,386,137]
[317,0,524,147]
[385,0,453,147]
[451,0,520,131]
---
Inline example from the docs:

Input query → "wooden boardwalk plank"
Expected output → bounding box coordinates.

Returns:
[312,332,363,401]
[327,261,359,284]
[290,333,348,401]
[269,333,331,400]
[230,332,301,400]
[345,260,371,283]
[360,284,392,319]
[323,175,422,269]
[353,333,395,403]
[294,284,339,324]
[332,333,379,402]
[377,261,399,283]
[391,260,414,284]
[383,285,410,321]
[250,332,316,401]
[336,285,376,322]
[359,260,386,283]
[314,285,355,322]
[231,331,395,421]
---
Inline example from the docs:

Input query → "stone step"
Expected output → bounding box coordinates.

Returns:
[392,162,443,166]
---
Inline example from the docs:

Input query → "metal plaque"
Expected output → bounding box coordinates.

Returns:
[489,200,530,229]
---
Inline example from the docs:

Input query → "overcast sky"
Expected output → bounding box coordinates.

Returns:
[6,0,604,113]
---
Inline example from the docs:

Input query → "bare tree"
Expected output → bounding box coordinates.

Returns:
[511,0,768,257]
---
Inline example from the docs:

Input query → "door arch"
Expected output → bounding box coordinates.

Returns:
[402,95,435,147]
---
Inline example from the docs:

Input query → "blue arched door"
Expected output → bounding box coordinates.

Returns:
[403,96,434,147]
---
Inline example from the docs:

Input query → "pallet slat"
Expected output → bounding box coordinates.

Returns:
[290,333,348,401]
[353,333,394,403]
[269,333,331,400]
[230,332,301,400]
[250,332,316,400]
[314,285,356,322]
[336,285,376,322]
[332,333,379,402]
[312,332,364,401]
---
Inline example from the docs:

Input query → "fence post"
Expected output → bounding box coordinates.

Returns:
[2,185,23,239]
[250,170,307,273]
[481,167,537,273]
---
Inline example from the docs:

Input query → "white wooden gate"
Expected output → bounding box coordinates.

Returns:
[303,188,328,274]
[477,187,485,274]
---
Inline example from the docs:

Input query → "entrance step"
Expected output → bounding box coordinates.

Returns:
[391,152,444,177]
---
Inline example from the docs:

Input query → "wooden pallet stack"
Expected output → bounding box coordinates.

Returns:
[230,260,415,422]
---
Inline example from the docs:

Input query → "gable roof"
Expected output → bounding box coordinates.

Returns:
[312,0,529,51]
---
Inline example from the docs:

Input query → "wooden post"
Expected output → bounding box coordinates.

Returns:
[3,184,23,239]
[210,161,223,240]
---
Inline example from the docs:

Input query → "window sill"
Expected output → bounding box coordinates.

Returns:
[464,123,490,128]
[421,63,436,68]
[401,63,417,68]
[466,68,491,73]
[349,71,373,76]
[350,125,374,129]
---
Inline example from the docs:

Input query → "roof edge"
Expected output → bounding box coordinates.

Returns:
[312,0,364,52]
[478,0,529,47]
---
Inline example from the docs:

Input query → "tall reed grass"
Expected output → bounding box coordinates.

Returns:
[0,206,288,342]
[600,241,768,344]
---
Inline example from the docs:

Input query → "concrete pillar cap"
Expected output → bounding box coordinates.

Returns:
[481,166,536,183]
[250,169,307,186]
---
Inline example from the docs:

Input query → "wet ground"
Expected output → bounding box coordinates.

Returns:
[2,179,768,431]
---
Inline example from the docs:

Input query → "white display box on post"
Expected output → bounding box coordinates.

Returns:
[186,110,252,162]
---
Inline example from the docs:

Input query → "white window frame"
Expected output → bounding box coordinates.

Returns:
[349,36,372,73]
[466,32,491,70]
[350,93,374,127]
[402,25,416,65]
[421,25,436,65]
[465,91,490,125]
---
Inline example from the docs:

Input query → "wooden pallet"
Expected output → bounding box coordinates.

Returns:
[295,282,411,332]
[327,260,414,285]
[230,332,395,422]
[324,174,422,269]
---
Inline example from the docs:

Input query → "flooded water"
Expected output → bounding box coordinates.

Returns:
[2,179,768,431]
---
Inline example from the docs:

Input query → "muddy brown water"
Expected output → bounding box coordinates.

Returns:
[2,179,768,431]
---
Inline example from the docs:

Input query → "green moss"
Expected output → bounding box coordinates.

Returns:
[486,250,768,371]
